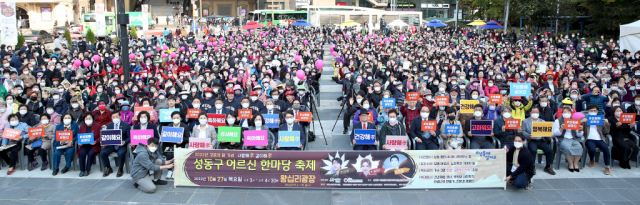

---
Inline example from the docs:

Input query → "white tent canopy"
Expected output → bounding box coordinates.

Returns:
[620,20,640,53]
[388,19,409,28]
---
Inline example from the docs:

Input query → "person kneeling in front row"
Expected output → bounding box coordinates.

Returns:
[504,134,535,190]
[131,137,174,194]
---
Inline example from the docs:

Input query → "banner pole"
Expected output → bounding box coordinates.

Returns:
[174,144,177,189]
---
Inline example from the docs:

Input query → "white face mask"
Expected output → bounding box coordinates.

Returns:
[588,112,597,116]
[363,104,370,109]
[19,110,27,115]
[173,119,181,124]
[250,96,258,101]
[571,94,578,99]
[286,118,295,124]
[254,120,262,127]
[266,105,274,110]
[193,104,201,109]
[242,103,250,108]
[53,95,60,100]
[514,142,523,148]
[474,111,483,117]
[530,113,539,119]
[41,119,50,125]
[420,112,429,119]
[540,102,548,107]
[635,101,640,106]
[227,118,236,124]
[205,93,213,98]
[199,119,208,125]
[85,120,93,125]
[112,118,121,124]
[503,113,511,119]
[439,87,445,92]
[148,146,157,153]
[471,95,478,99]
[388,118,397,123]
[139,118,148,124]
[63,119,72,125]
[215,104,223,109]
[10,120,18,126]
[159,95,166,100]
[47,109,54,114]
[6,100,13,105]
[563,113,572,119]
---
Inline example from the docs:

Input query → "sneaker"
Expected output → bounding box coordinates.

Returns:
[41,161,49,171]
[605,167,611,175]
[167,170,174,179]
[525,182,533,190]
[153,179,169,185]
[7,167,14,175]
[28,161,38,171]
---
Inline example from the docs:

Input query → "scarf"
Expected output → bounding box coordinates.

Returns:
[512,149,520,167]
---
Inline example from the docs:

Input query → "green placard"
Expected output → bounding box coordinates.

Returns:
[217,126,241,143]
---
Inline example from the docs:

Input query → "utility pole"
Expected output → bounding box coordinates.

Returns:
[504,0,510,33]
[454,1,458,27]
[117,0,130,83]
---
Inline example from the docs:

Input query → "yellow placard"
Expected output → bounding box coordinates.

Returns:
[460,100,479,114]
[531,122,554,137]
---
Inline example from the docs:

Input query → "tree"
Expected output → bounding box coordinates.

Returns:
[130,26,138,38]
[86,28,96,44]
[576,0,640,36]
[16,31,25,48]
[64,29,72,47]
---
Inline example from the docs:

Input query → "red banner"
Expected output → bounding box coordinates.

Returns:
[188,109,201,119]
[2,128,22,140]
[435,96,449,106]
[564,119,581,130]
[239,109,253,119]
[298,112,313,122]
[489,94,503,104]
[56,131,73,141]
[406,92,420,101]
[505,119,520,130]
[207,114,226,127]
[421,121,437,131]
[620,113,636,123]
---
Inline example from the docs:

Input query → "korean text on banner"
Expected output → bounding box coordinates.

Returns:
[131,129,154,145]
[444,124,461,135]
[188,138,212,149]
[28,127,44,138]
[0,3,18,46]
[218,126,241,143]
[188,109,201,118]
[239,109,253,119]
[385,135,408,150]
[133,106,155,120]
[354,129,376,145]
[298,112,312,122]
[531,122,553,137]
[435,96,449,106]
[564,119,581,130]
[586,115,604,126]
[460,100,478,114]
[421,121,437,131]
[161,127,184,143]
[489,94,503,103]
[78,133,94,145]
[406,92,420,101]
[470,120,493,136]
[620,113,636,123]
[56,131,73,141]
[505,119,521,129]
[278,131,300,147]
[159,109,180,122]
[263,114,280,128]
[101,130,122,145]
[381,98,396,108]
[510,83,531,97]
[244,130,269,146]
[207,114,226,127]
[2,128,21,140]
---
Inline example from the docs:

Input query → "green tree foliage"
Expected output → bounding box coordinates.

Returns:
[64,29,72,46]
[86,28,96,44]
[576,0,640,35]
[16,31,25,48]
[130,26,138,38]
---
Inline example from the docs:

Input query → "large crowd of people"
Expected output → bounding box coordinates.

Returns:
[0,21,638,193]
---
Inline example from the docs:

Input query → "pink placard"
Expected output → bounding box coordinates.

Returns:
[243,130,268,146]
[188,137,212,149]
[131,129,154,145]
[385,135,408,150]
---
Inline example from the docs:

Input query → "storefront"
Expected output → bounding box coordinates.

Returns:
[14,0,77,30]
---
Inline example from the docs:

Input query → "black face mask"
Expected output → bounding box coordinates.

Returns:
[30,97,38,101]
[448,116,456,121]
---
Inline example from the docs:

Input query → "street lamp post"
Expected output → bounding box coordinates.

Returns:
[117,0,130,83]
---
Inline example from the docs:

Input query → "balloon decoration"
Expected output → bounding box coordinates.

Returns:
[363,37,369,42]
[214,47,219,51]
[296,70,306,80]
[111,59,118,65]
[294,55,301,62]
[572,112,586,120]
[92,55,101,62]
[170,53,177,58]
[269,42,275,47]
[129,53,136,60]
[163,45,168,50]
[237,44,243,49]
[356,35,361,40]
[303,40,308,45]
[285,30,289,34]
[180,46,185,51]
[207,42,212,46]
[315,59,324,69]
[73,60,82,67]
[161,53,167,58]
[332,52,337,57]
[263,42,268,47]
[83,60,90,67]
[145,53,151,57]
[212,42,218,46]
[195,41,200,45]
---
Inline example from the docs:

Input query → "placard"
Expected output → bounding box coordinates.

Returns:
[489,94,503,104]
[207,114,226,127]
[160,127,185,143]
[382,98,396,108]
[406,92,420,101]
[28,127,44,138]
[101,130,123,145]
[510,83,531,97]
[131,129,154,145]
[586,115,604,126]
[238,109,253,119]
[218,126,241,143]
[263,114,280,128]
[460,100,478,114]
[444,124,461,135]
[188,137,212,149]
[421,121,437,131]
[243,130,269,146]
[470,120,493,136]
[278,131,301,147]
[564,119,581,130]
[531,122,553,137]
[620,113,636,123]
[505,119,521,130]
[2,128,21,140]
[159,108,180,122]
[298,112,312,122]
[385,135,408,150]
[78,133,94,145]
[188,109,201,119]
[133,106,155,120]
[435,96,449,106]
[173,149,507,189]
[56,131,73,141]
[354,129,376,145]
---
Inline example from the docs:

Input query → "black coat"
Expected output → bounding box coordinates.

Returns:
[506,145,535,178]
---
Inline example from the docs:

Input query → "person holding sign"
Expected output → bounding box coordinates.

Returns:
[159,111,190,158]
[582,105,612,174]
[350,109,378,150]
[553,107,585,172]
[52,113,79,176]
[464,104,495,149]
[25,114,54,171]
[494,108,521,147]
[608,106,639,169]
[133,99,159,125]
[379,109,407,150]
[0,114,29,175]
[353,99,378,125]
[440,108,464,150]
[192,112,217,149]
[409,106,439,150]
[78,113,102,177]
[246,114,275,150]
[131,137,174,193]
[277,111,306,150]
[219,112,242,150]
[100,111,132,178]
[521,107,556,175]
[505,96,532,121]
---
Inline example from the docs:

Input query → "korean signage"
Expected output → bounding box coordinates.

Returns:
[95,3,106,36]
[510,83,531,97]
[531,122,553,137]
[381,98,396,108]
[620,113,636,123]
[0,2,18,46]
[460,100,478,114]
[218,126,241,143]
[278,131,300,147]
[505,119,521,130]
[174,149,506,189]
[2,128,21,140]
[435,96,449,106]
[207,114,226,127]
[263,114,280,128]
[470,120,493,136]
[40,7,52,21]
[244,130,268,146]
[78,133,94,145]
[161,127,185,143]
[101,130,122,145]
[159,109,180,123]
[239,109,253,119]
[586,115,604,126]
[298,112,312,122]
[421,121,437,131]
[354,129,376,145]
[188,109,201,118]
[444,124,461,135]
[133,106,155,120]
[56,131,73,141]
[564,119,581,130]
[28,127,44,138]
[385,135,408,150]
[189,137,212,149]
[131,129,154,145]
[406,92,420,101]
[489,94,503,104]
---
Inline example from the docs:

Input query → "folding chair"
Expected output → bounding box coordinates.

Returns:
[48,139,78,171]
[581,135,612,168]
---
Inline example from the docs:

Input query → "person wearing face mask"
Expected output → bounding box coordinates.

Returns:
[0,114,30,175]
[130,137,174,193]
[246,114,275,150]
[493,108,522,147]
[503,135,535,190]
[580,105,612,174]
[154,90,169,110]
[581,86,608,115]
[88,84,109,104]
[350,109,378,150]
[219,112,243,150]
[41,104,61,125]
[440,108,464,150]
[624,94,640,120]
[17,104,38,126]
[536,96,556,122]
[483,102,502,120]
[276,111,306,150]
[248,91,266,112]
[555,98,577,119]
[25,91,44,116]
[77,113,102,177]
[119,101,134,125]
[192,112,217,149]
[224,88,241,112]
[100,111,132,178]
[25,113,55,172]
[521,107,556,175]
[506,96,532,120]
[44,90,68,116]
[379,109,407,150]
[409,106,439,150]
[368,81,384,108]
[52,113,79,176]
[553,107,585,172]
[465,104,495,149]
[352,99,378,125]
[608,106,639,169]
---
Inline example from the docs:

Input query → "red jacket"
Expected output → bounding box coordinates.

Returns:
[77,123,102,156]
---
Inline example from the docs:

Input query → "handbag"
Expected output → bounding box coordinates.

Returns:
[30,138,42,148]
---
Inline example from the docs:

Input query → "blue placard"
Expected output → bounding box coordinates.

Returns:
[263,114,280,128]
[354,129,376,145]
[381,98,396,108]
[470,120,493,136]
[159,109,180,123]
[161,127,184,143]
[587,115,604,125]
[510,83,531,97]
[278,131,300,147]
[444,124,461,135]
[100,130,122,146]
[78,133,94,145]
